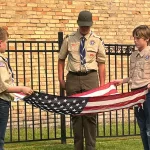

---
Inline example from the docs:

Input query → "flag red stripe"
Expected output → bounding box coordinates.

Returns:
[71,82,117,97]
[88,88,146,102]
[83,95,145,111]
[14,82,148,115]
[102,89,118,96]
[81,99,145,114]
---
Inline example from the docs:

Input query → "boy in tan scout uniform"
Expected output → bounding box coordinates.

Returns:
[0,27,33,150]
[113,25,150,150]
[58,11,106,150]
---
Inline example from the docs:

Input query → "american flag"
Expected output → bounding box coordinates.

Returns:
[14,82,148,115]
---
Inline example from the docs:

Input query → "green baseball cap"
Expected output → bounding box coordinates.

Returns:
[77,11,93,27]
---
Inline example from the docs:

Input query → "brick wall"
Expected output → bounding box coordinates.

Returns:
[0,0,150,44]
[1,0,146,129]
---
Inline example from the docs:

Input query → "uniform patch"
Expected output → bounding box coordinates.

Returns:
[71,42,80,51]
[90,40,95,45]
[145,55,149,60]
[90,53,95,57]
[0,62,5,67]
[101,40,105,46]
[71,43,77,47]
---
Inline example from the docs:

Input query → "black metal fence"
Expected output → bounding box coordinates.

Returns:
[4,32,139,144]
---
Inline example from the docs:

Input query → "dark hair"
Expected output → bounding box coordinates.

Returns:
[0,27,9,41]
[133,25,150,44]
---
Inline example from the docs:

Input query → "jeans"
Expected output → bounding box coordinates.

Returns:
[134,91,150,150]
[0,99,10,150]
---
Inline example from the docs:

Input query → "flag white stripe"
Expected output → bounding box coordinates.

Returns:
[80,85,116,97]
[86,89,148,107]
[82,99,145,114]
[13,82,148,115]
[13,93,25,99]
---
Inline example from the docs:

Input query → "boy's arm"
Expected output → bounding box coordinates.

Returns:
[112,77,130,86]
[98,63,105,86]
[58,36,68,89]
[97,38,106,86]
[123,77,130,84]
[0,63,33,95]
[6,86,33,95]
[58,59,66,89]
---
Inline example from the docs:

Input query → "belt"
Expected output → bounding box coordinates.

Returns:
[0,98,10,104]
[131,85,147,91]
[69,70,97,76]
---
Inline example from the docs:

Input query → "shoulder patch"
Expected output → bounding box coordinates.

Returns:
[98,37,105,46]
[0,62,5,67]
[145,55,150,60]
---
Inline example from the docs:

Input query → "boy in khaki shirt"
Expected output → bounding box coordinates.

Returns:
[113,25,150,150]
[0,27,33,150]
[58,11,106,150]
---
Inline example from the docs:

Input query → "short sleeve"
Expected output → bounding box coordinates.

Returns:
[58,36,68,60]
[0,61,10,93]
[96,39,106,63]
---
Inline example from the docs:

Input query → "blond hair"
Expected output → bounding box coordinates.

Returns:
[133,25,150,44]
[0,27,9,41]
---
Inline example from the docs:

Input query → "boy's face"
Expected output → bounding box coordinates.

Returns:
[0,39,8,53]
[133,37,148,51]
[79,26,91,36]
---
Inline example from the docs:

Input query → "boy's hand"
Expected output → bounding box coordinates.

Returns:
[147,84,150,90]
[112,79,123,86]
[21,87,33,95]
[59,80,66,89]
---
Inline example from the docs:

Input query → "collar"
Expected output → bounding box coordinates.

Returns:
[0,53,6,60]
[76,29,92,40]
[0,53,4,57]
[137,46,150,57]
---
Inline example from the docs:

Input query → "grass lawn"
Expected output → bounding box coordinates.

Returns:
[4,122,142,150]
[5,136,143,150]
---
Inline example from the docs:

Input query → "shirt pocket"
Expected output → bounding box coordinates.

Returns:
[86,46,97,62]
[139,61,150,79]
[129,60,136,77]
[68,42,80,60]
[68,42,80,52]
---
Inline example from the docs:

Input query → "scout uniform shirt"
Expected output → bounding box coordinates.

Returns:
[59,30,106,72]
[0,53,14,101]
[129,46,150,89]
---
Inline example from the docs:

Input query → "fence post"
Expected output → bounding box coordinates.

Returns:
[58,32,66,144]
